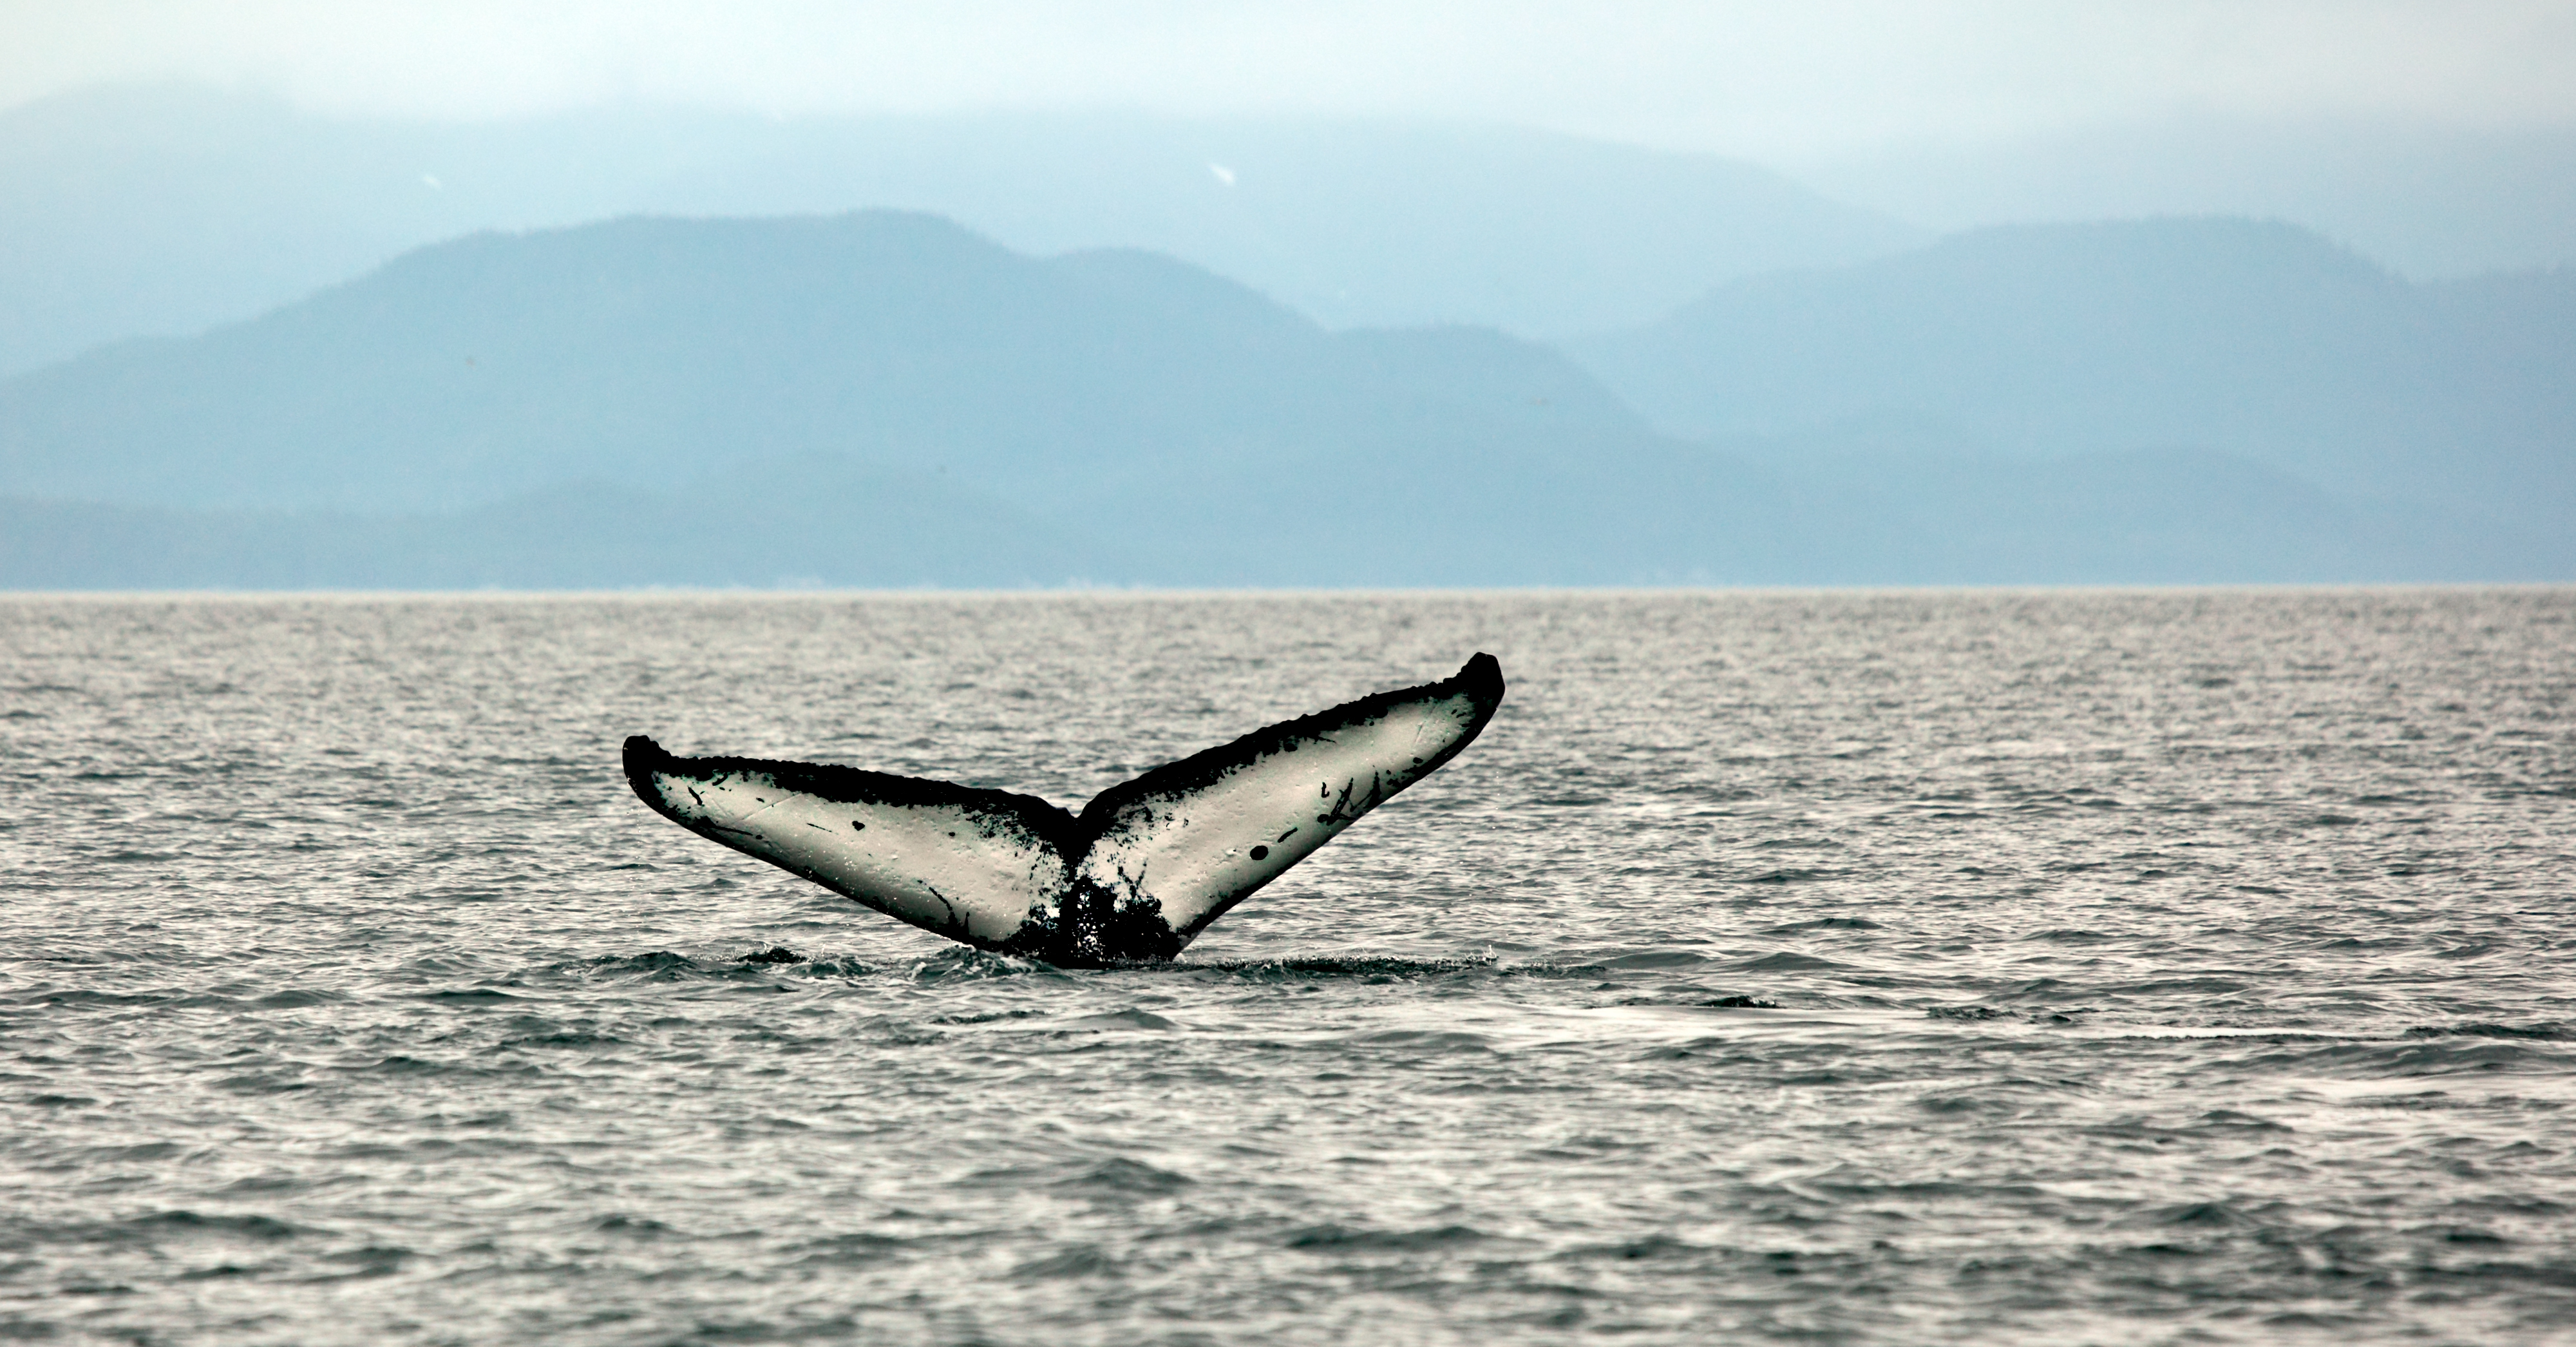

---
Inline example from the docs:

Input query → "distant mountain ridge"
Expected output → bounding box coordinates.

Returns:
[3,210,2567,588]
[0,84,1922,374]
[1567,218,2576,540]
[1792,115,2576,281]
[0,211,1647,515]
[0,458,1112,591]
[0,211,1800,586]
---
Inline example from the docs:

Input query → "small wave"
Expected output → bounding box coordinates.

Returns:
[86,1141,184,1161]
[1186,955,1506,981]
[312,1246,412,1281]
[2406,1022,2568,1041]
[1730,951,1848,972]
[1011,1244,1122,1280]
[1592,950,1709,970]
[2196,1109,2295,1132]
[1564,1234,1703,1261]
[2090,976,2251,996]
[1797,1172,2047,1201]
[213,1073,312,1096]
[2087,1110,2294,1143]
[1352,1029,1493,1054]
[1282,1222,1487,1252]
[904,948,1065,982]
[1639,1035,1738,1060]
[337,1055,536,1082]
[19,988,180,1008]
[2441,1194,2571,1218]
[789,1231,917,1266]
[592,1214,674,1237]
[958,1155,1196,1197]
[2121,1199,2290,1231]
[1053,1009,1177,1032]
[1054,1156,1194,1195]
[574,951,704,976]
[321,1143,415,1160]
[252,989,350,1009]
[498,1031,623,1049]
[128,1210,303,1241]
[927,1008,1046,1026]
[779,956,876,977]
[2224,1037,2559,1078]
[1917,1093,2017,1116]
[1926,1003,2092,1026]
[352,1055,450,1076]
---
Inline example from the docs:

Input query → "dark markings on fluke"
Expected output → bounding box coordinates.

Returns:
[623,654,1504,966]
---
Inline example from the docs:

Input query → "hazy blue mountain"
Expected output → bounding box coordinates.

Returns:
[0,84,1922,374]
[4,210,2557,588]
[1794,117,2576,281]
[0,458,1112,590]
[0,211,1645,514]
[1696,433,2537,584]
[0,211,1812,586]
[1567,218,2576,556]
[0,439,2459,589]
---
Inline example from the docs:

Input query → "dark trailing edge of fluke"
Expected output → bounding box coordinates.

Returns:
[623,653,1504,965]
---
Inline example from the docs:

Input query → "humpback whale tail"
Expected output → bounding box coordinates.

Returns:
[623,653,1504,965]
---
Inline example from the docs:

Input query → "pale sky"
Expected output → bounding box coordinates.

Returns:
[5,0,2574,158]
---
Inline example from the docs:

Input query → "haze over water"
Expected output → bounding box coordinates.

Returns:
[4,589,2573,1344]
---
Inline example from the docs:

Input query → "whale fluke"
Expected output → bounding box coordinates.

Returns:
[623,653,1504,964]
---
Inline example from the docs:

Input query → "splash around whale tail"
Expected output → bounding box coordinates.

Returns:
[623,653,1504,965]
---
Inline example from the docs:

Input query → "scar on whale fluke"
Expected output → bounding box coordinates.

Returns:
[623,653,1505,966]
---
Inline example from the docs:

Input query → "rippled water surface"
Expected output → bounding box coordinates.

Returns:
[5,589,2575,1345]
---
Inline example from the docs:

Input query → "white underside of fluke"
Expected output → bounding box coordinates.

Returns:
[632,769,1061,945]
[625,653,1504,962]
[1075,693,1486,936]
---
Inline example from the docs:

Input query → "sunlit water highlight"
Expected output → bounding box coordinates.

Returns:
[4,589,2572,1344]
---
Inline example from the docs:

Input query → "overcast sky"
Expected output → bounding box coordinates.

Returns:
[6,0,2574,158]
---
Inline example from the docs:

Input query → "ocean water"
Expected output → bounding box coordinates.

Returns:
[3,588,2573,1346]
